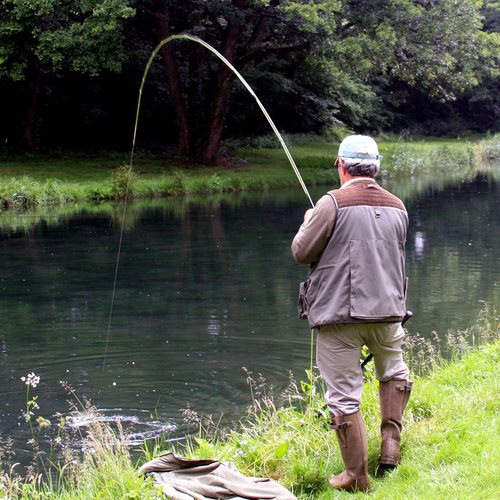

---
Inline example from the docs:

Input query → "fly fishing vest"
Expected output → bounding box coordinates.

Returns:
[299,180,408,328]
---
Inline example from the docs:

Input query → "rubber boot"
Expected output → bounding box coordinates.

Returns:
[377,379,413,474]
[329,411,371,492]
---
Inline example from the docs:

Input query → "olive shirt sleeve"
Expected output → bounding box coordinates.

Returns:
[291,194,337,264]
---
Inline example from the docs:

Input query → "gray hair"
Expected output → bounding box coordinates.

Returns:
[341,157,380,177]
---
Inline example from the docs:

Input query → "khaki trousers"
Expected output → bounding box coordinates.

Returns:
[316,323,409,416]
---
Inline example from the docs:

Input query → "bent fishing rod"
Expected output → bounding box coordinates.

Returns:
[103,34,316,367]
[131,34,315,209]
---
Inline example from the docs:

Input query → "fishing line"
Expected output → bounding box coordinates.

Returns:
[308,328,315,410]
[103,34,315,367]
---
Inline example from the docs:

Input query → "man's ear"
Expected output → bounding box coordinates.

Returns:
[338,159,346,175]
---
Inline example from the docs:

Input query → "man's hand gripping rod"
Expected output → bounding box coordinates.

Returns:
[360,311,413,370]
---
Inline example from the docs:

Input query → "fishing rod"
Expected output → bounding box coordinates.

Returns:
[361,311,413,370]
[103,34,316,367]
[131,34,315,208]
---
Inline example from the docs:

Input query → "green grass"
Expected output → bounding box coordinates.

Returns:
[368,342,499,499]
[0,135,498,212]
[2,307,498,499]
[176,351,500,499]
[168,305,499,498]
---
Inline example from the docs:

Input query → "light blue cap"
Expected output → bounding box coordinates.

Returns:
[338,135,382,160]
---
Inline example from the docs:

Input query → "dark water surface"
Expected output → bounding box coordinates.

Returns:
[0,172,498,458]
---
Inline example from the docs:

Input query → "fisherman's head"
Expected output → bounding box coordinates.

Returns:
[335,135,382,178]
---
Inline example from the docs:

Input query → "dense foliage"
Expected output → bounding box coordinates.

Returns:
[0,0,498,161]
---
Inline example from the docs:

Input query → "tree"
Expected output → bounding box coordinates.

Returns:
[0,0,134,148]
[370,0,500,134]
[1,0,497,154]
[143,0,339,163]
[143,0,497,162]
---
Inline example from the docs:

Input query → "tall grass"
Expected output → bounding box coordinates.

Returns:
[380,142,479,178]
[0,177,76,210]
[0,383,162,499]
[402,303,499,375]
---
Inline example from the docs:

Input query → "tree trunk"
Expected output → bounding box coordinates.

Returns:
[201,66,238,165]
[201,1,247,165]
[155,3,191,156]
[23,66,41,150]
[201,0,279,164]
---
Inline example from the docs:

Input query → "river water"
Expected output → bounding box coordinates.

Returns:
[0,170,498,459]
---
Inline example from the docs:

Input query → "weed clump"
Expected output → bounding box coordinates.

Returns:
[0,177,75,210]
[109,165,138,200]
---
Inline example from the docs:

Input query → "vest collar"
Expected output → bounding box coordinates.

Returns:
[340,177,376,189]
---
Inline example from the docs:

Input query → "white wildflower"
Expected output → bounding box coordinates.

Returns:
[21,372,40,388]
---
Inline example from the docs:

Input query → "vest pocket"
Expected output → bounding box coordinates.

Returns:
[349,239,405,320]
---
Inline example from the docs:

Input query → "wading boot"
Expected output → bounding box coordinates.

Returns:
[377,379,413,475]
[329,411,371,493]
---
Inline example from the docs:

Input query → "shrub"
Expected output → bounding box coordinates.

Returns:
[109,165,138,199]
[160,171,187,196]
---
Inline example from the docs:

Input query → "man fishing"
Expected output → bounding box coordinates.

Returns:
[291,135,413,492]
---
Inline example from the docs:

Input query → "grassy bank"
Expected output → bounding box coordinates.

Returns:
[0,135,498,211]
[179,306,499,499]
[1,308,498,499]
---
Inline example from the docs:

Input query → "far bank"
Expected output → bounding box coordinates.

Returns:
[0,135,498,212]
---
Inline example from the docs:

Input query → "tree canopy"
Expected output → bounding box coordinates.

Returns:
[0,0,134,147]
[0,0,498,160]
